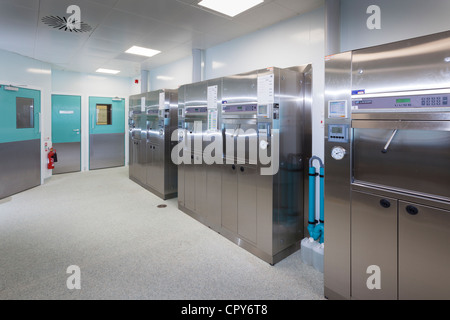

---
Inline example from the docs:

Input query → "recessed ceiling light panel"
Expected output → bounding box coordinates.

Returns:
[198,0,264,17]
[96,68,121,75]
[125,46,161,58]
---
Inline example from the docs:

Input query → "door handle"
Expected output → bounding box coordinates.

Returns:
[380,199,391,208]
[382,129,398,153]
[406,205,419,216]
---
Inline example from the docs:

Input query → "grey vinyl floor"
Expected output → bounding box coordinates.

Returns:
[0,166,324,300]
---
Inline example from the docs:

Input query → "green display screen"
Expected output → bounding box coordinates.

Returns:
[396,98,411,103]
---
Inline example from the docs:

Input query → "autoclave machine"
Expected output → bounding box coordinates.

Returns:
[177,65,312,264]
[129,89,178,200]
[324,31,450,300]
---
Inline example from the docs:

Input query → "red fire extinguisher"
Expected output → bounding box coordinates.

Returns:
[47,148,58,170]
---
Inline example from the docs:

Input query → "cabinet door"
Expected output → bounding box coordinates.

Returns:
[145,142,154,187]
[399,201,450,300]
[194,160,207,219]
[351,191,398,300]
[238,165,258,244]
[222,164,238,233]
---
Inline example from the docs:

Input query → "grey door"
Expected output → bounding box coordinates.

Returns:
[237,164,258,243]
[351,191,398,300]
[222,164,238,233]
[399,201,450,300]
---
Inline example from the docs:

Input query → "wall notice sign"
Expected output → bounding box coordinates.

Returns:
[208,85,218,109]
[159,92,165,110]
[59,110,74,115]
[258,74,274,105]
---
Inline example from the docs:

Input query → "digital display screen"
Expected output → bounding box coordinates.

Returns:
[329,100,347,118]
[237,106,243,110]
[396,98,411,103]
[331,127,343,134]
[258,105,267,115]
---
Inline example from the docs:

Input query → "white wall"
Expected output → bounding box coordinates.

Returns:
[52,69,135,171]
[0,49,52,182]
[149,56,193,91]
[341,0,450,52]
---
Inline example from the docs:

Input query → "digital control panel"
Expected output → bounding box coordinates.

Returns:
[352,93,450,110]
[185,107,208,114]
[146,109,159,115]
[222,104,257,113]
[328,124,349,143]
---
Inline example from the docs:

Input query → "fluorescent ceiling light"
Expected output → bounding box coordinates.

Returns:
[198,0,264,17]
[157,75,174,81]
[125,46,161,58]
[27,68,51,75]
[96,68,120,74]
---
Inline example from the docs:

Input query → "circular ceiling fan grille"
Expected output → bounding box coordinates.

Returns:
[41,15,92,33]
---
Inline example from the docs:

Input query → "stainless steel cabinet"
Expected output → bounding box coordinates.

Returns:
[128,90,178,200]
[178,66,312,265]
[325,30,450,300]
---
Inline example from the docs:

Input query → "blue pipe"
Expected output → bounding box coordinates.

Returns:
[307,166,317,239]
[308,157,325,243]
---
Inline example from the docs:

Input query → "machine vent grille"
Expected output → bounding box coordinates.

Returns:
[41,16,92,33]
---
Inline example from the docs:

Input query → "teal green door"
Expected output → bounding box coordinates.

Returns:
[0,85,41,199]
[89,97,125,170]
[52,95,81,174]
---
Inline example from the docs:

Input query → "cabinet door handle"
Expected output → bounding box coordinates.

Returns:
[380,199,391,208]
[240,166,245,172]
[231,165,236,170]
[406,205,419,216]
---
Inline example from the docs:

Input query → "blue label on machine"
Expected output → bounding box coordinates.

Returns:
[352,90,366,95]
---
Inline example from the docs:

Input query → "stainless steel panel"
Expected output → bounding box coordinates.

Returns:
[352,31,450,94]
[352,120,450,131]
[222,71,257,106]
[184,163,196,212]
[351,191,398,300]
[89,133,125,170]
[398,201,450,300]
[221,164,238,233]
[194,161,208,218]
[222,119,258,164]
[324,51,353,300]
[237,164,257,244]
[0,139,40,199]
[352,112,450,121]
[353,128,450,200]
[206,163,222,229]
[52,142,81,174]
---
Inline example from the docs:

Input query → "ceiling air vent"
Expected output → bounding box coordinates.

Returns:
[41,16,92,33]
